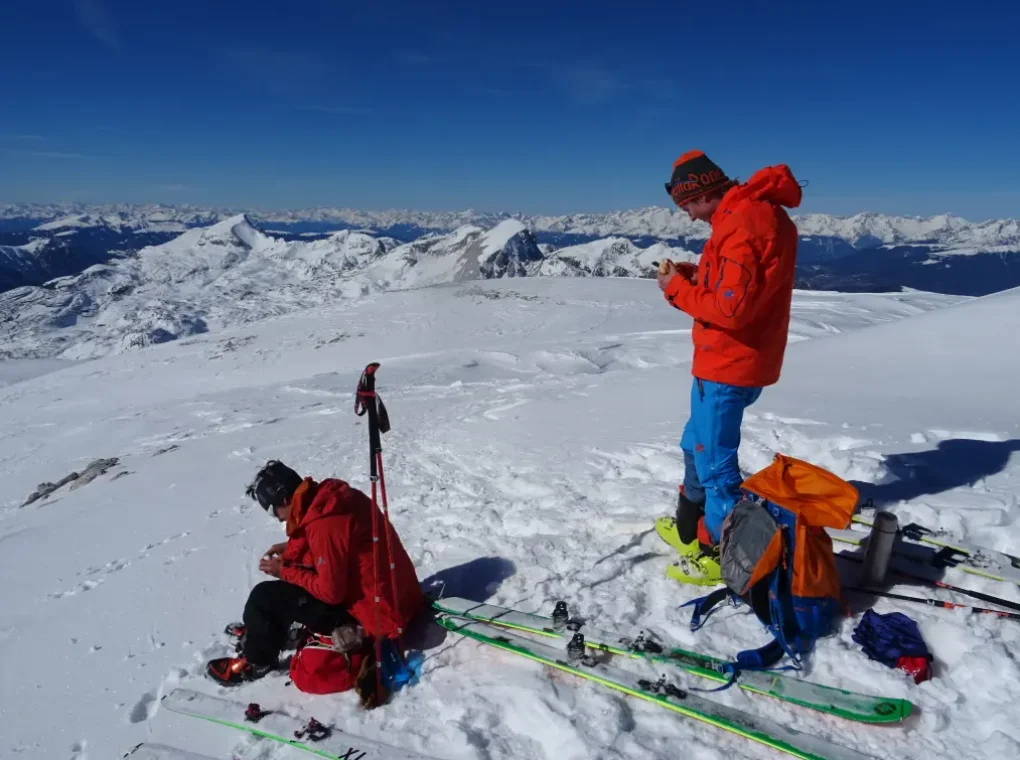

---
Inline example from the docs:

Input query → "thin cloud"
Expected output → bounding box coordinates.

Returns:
[5,149,102,160]
[73,0,119,49]
[0,133,45,141]
[289,104,374,116]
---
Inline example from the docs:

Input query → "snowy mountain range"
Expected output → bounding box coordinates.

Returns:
[4,202,1019,251]
[2,203,1019,342]
[4,200,1020,361]
[0,203,224,232]
[2,215,687,361]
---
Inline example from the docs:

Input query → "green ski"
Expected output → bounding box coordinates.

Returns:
[438,615,880,760]
[161,689,441,760]
[433,596,911,724]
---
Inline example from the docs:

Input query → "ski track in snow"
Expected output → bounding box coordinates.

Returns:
[1,278,1019,760]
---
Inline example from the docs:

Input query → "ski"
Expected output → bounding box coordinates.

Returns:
[125,744,222,760]
[852,512,1020,584]
[432,596,910,724]
[438,615,880,760]
[828,526,1020,587]
[161,689,441,760]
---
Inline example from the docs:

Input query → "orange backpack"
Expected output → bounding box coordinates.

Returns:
[686,454,858,670]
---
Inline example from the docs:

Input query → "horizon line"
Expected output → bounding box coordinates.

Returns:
[0,201,1016,226]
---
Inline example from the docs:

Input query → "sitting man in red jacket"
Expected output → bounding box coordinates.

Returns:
[654,150,801,586]
[208,460,423,687]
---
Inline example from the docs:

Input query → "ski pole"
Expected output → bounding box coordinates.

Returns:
[838,552,1020,614]
[845,587,1020,621]
[926,577,1020,614]
[354,362,405,703]
[356,363,385,704]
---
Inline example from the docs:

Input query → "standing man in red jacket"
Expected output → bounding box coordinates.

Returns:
[654,151,801,586]
[208,461,423,686]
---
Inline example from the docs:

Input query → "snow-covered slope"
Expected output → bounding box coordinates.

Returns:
[359,220,543,291]
[0,239,51,287]
[539,237,696,277]
[770,286,1020,426]
[2,277,1014,760]
[0,215,386,359]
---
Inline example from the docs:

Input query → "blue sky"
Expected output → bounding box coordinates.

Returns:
[0,0,1017,218]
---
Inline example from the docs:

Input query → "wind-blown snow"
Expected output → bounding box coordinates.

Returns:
[3,277,1016,760]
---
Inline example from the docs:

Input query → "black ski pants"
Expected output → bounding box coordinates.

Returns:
[243,580,354,665]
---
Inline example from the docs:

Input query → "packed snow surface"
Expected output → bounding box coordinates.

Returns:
[2,277,1018,760]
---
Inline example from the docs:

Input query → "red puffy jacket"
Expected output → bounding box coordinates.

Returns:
[664,165,801,387]
[279,478,423,639]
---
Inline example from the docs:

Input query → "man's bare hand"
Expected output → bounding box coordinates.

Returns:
[264,542,287,558]
[657,259,678,291]
[259,555,283,577]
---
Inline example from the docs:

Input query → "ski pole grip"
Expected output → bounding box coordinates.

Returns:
[357,362,380,398]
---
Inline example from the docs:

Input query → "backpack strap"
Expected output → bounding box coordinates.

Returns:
[680,589,793,692]
[682,576,803,690]
[681,587,732,631]
[735,638,790,670]
[763,568,805,669]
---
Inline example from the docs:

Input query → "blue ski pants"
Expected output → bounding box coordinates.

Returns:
[681,378,762,544]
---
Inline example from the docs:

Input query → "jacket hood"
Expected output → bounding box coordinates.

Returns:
[286,478,346,536]
[721,164,802,211]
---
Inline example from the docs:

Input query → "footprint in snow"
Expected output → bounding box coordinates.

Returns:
[163,547,200,565]
[139,531,189,555]
[129,690,159,724]
[50,578,103,599]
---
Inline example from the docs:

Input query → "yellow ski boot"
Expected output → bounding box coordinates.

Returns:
[666,546,723,587]
[654,516,701,557]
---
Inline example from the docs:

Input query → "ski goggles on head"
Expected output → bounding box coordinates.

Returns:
[245,477,277,512]
[245,460,298,513]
